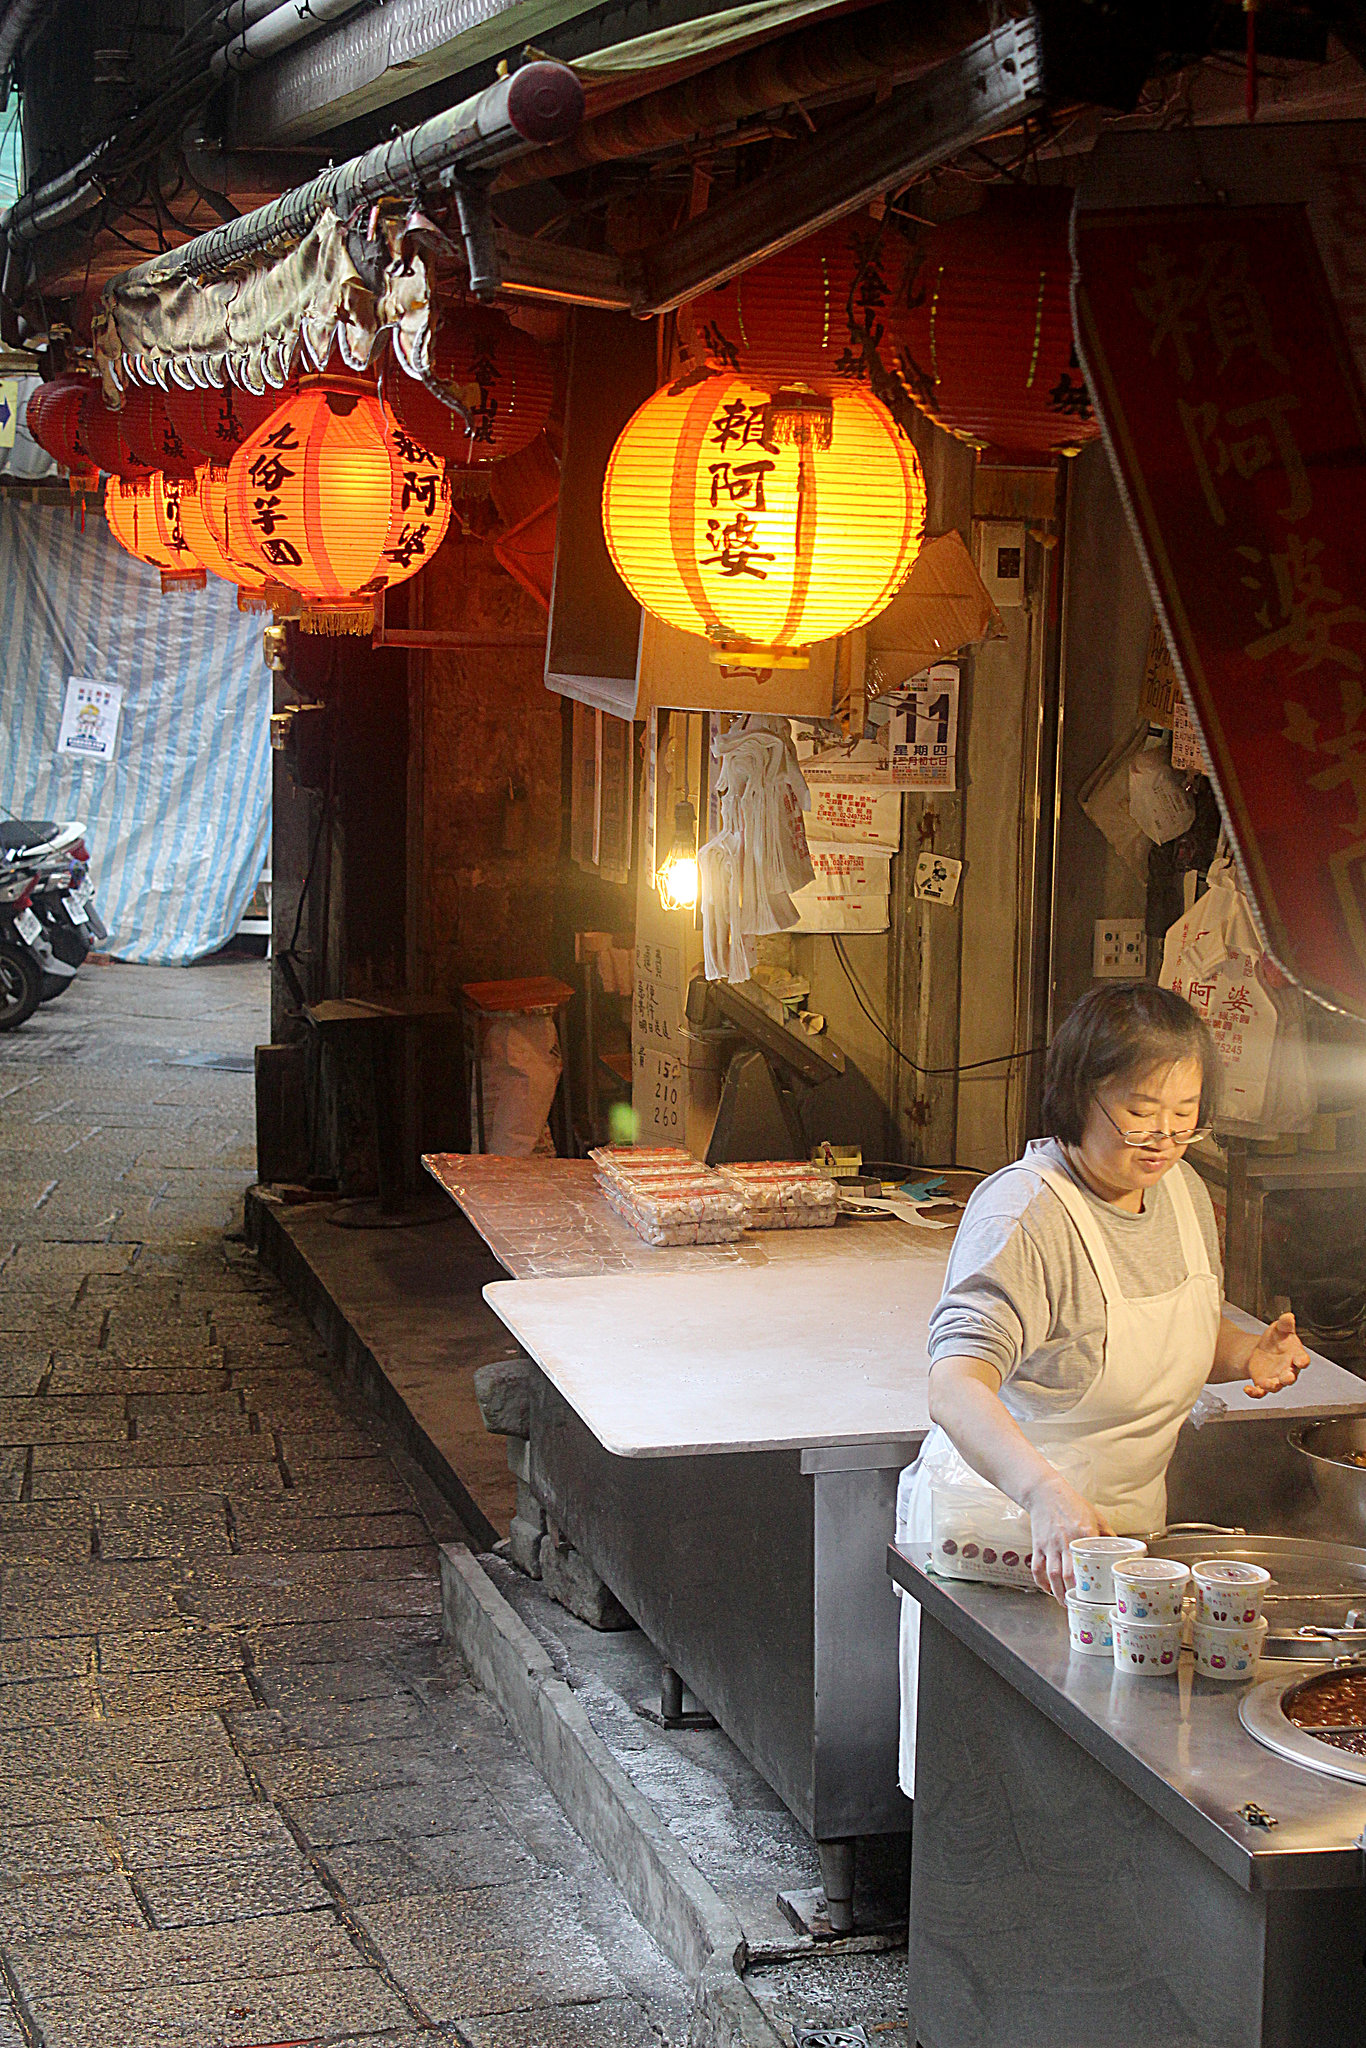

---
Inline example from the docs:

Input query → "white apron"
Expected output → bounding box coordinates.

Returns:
[895,1161,1221,1793]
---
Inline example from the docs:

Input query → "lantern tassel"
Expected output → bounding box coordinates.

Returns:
[236,588,274,614]
[299,602,375,636]
[761,389,834,449]
[160,568,208,595]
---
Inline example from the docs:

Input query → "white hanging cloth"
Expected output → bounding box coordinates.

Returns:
[699,716,814,982]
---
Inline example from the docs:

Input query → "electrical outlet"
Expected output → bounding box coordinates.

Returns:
[1094,917,1147,979]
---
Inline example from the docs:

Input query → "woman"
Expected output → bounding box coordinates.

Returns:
[897,984,1310,1791]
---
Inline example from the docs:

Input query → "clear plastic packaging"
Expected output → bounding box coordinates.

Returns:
[924,1433,1094,1592]
[716,1162,839,1229]
[595,1173,746,1247]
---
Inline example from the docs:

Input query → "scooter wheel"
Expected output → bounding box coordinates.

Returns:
[0,943,42,1029]
[40,973,73,1002]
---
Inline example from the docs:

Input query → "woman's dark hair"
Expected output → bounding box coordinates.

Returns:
[1041,985,1219,1146]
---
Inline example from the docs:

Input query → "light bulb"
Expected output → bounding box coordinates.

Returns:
[657,799,699,912]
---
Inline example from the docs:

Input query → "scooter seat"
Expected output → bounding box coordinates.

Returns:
[0,821,60,850]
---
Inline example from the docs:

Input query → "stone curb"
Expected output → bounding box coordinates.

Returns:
[439,1542,785,2048]
[245,1185,499,1550]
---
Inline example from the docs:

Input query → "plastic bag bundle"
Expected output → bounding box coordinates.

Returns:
[716,1161,839,1230]
[699,716,815,982]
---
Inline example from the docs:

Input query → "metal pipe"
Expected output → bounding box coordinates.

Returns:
[74,61,584,288]
[0,0,49,76]
[211,0,368,78]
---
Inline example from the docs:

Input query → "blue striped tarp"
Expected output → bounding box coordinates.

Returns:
[0,501,271,965]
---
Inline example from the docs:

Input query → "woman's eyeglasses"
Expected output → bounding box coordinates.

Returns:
[1096,1098,1212,1150]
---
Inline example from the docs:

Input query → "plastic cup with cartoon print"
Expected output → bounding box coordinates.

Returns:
[1112,1613,1183,1675]
[1069,1536,1148,1604]
[1191,1560,1272,1629]
[1110,1557,1191,1625]
[1192,1614,1269,1681]
[1066,1593,1116,1658]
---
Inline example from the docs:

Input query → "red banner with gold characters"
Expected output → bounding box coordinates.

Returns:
[1073,203,1366,1017]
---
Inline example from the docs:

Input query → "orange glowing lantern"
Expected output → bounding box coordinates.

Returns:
[684,216,915,393]
[225,376,451,615]
[179,467,270,609]
[602,375,925,658]
[105,474,207,591]
[891,189,1099,460]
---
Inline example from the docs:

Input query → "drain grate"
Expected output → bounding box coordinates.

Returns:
[794,2029,872,2047]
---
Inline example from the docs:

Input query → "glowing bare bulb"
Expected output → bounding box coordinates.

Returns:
[657,800,699,913]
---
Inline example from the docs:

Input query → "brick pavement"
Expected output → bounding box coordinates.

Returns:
[0,962,688,2048]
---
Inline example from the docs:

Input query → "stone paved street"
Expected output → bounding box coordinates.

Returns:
[0,961,688,2048]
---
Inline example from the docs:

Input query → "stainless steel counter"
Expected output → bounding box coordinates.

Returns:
[890,1542,1366,2048]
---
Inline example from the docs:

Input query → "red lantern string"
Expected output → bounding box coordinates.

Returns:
[26,376,100,482]
[381,306,554,476]
[77,388,156,483]
[891,190,1101,462]
[682,216,917,394]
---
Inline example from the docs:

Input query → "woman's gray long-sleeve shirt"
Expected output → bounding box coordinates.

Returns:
[926,1137,1223,1424]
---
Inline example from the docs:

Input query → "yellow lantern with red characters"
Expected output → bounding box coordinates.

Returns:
[179,467,270,610]
[602,375,925,660]
[226,375,450,624]
[105,473,206,592]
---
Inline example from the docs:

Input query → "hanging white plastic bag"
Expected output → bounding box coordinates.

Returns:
[1129,741,1196,844]
[473,1015,562,1156]
[1159,850,1315,1133]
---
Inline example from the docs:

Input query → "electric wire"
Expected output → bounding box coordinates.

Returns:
[832,934,1049,1079]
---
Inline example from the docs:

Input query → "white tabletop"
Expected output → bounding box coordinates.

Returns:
[483,1266,1366,1461]
[483,1251,949,1457]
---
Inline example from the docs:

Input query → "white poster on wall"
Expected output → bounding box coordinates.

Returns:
[56,678,123,763]
[790,848,891,933]
[805,784,902,849]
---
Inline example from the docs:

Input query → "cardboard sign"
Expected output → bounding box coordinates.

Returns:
[56,678,122,762]
[1074,202,1366,1016]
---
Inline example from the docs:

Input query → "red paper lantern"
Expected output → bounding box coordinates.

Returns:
[381,306,553,474]
[163,380,294,469]
[78,388,155,481]
[178,467,269,606]
[105,473,207,591]
[683,216,916,393]
[226,374,451,605]
[26,376,99,479]
[890,189,1100,461]
[117,385,201,480]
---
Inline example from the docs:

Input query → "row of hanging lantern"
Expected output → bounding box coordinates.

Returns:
[602,189,1098,668]
[24,304,555,620]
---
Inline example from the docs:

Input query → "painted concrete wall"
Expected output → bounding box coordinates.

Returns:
[1051,441,1154,1031]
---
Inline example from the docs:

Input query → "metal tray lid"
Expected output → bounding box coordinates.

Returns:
[1150,1529,1366,1657]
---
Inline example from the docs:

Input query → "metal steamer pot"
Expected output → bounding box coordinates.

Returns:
[1290,1417,1366,1543]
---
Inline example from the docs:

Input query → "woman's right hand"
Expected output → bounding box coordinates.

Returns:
[1024,1472,1114,1601]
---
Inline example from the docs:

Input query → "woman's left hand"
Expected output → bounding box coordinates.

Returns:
[1244,1311,1311,1398]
